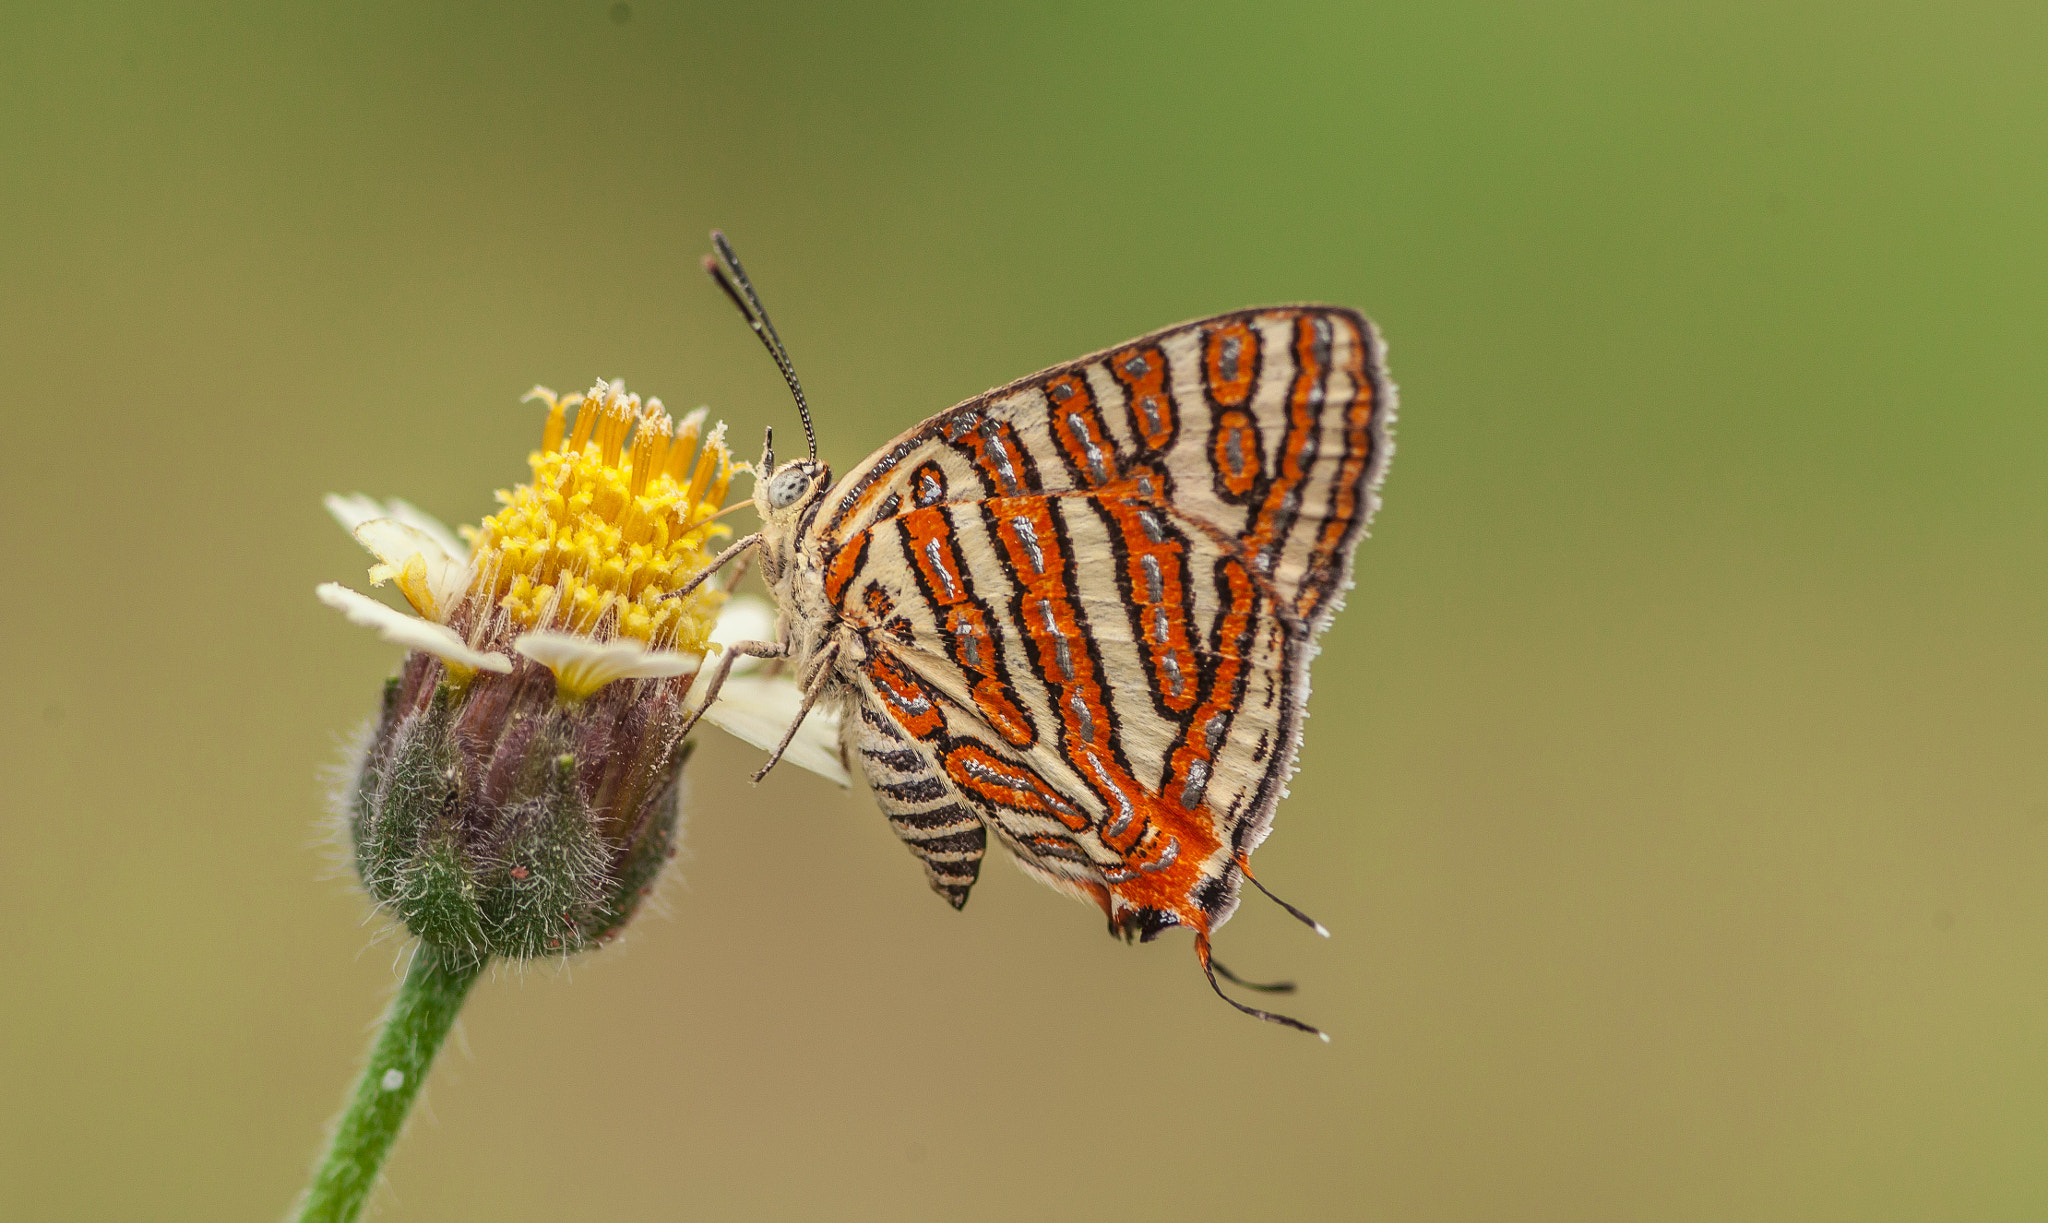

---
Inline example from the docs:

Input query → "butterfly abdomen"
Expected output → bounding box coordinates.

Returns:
[842,702,986,909]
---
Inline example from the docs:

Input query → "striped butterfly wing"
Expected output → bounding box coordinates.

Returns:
[817,307,1394,937]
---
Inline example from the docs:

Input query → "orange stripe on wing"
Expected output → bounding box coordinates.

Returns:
[863,651,946,741]
[822,530,871,607]
[1093,550,1260,931]
[986,496,1110,759]
[903,504,1036,747]
[1096,476,1199,715]
[1204,321,1259,408]
[1163,553,1260,821]
[1295,312,1381,623]
[945,411,1034,496]
[1046,373,1120,488]
[1110,344,1176,454]
[1239,312,1330,579]
[1211,408,1261,498]
[944,742,1091,832]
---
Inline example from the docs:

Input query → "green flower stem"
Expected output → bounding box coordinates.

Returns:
[292,942,489,1223]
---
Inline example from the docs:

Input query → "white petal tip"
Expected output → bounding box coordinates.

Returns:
[514,632,701,701]
[317,583,513,674]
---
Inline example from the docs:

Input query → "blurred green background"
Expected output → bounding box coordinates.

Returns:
[4,2,2045,1219]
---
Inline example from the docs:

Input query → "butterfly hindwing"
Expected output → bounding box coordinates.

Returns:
[811,306,1393,936]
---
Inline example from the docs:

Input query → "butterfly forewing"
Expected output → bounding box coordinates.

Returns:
[816,306,1393,938]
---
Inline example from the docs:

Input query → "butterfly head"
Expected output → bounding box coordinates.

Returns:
[752,425,833,537]
[750,443,832,590]
[757,457,831,517]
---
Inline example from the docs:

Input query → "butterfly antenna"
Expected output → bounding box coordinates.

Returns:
[704,230,817,461]
[1209,958,1297,994]
[1241,859,1331,937]
[1196,935,1327,1041]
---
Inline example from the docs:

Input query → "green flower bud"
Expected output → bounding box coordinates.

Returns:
[345,653,692,958]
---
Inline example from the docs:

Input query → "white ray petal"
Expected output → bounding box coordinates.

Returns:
[326,493,464,555]
[514,632,701,702]
[352,518,470,621]
[700,675,849,788]
[325,493,389,536]
[380,497,465,561]
[315,583,513,674]
[706,595,778,675]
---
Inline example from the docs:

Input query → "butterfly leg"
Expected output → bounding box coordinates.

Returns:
[675,636,788,741]
[661,532,762,606]
[750,639,840,784]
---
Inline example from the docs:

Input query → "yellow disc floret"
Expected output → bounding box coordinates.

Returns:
[470,380,735,653]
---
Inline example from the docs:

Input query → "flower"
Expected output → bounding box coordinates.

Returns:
[320,380,844,958]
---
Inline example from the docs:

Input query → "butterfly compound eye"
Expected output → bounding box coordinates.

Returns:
[767,466,809,510]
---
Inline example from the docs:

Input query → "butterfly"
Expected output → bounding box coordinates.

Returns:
[674,234,1395,1036]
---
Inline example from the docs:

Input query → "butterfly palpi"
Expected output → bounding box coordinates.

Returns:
[673,234,1395,1037]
